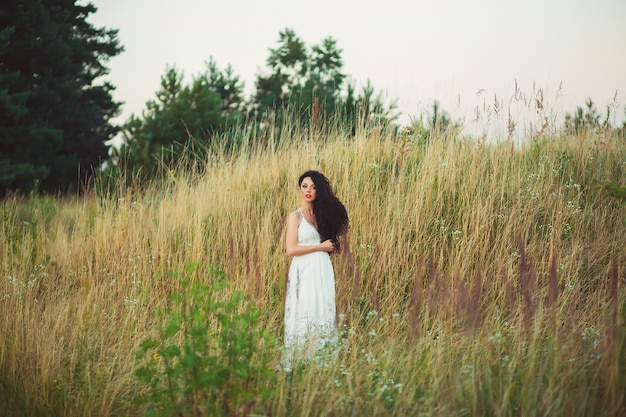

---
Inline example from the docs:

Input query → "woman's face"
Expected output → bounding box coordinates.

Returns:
[299,177,317,203]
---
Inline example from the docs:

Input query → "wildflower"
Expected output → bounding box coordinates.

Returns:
[566,201,581,213]
[366,310,378,319]
[124,297,139,308]
[525,187,539,199]
[565,178,581,190]
[563,223,572,234]
[488,332,502,342]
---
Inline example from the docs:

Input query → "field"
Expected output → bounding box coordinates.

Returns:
[1,121,625,416]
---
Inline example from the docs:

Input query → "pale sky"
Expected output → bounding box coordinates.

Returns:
[89,0,626,138]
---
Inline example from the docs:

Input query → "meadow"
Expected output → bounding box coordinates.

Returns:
[1,119,625,416]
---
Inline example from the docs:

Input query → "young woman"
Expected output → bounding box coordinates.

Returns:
[283,170,349,369]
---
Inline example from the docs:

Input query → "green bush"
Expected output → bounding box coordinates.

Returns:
[134,263,276,417]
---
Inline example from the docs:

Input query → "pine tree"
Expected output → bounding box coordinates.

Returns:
[116,60,244,176]
[252,28,397,132]
[0,0,122,194]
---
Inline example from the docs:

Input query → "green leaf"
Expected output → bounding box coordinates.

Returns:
[215,368,230,387]
[135,365,156,383]
[207,265,226,279]
[183,353,198,369]
[162,344,181,359]
[185,261,202,274]
[138,338,158,352]
[162,320,180,339]
[169,292,183,304]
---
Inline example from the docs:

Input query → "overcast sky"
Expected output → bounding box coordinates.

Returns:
[89,0,626,137]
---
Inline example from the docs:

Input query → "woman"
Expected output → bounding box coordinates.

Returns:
[283,170,349,369]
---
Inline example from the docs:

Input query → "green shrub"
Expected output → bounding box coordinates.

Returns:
[134,263,276,417]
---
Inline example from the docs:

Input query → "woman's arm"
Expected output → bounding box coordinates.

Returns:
[285,211,335,256]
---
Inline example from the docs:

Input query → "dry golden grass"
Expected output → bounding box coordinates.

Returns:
[0,121,624,416]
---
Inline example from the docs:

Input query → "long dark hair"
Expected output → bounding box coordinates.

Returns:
[299,170,349,252]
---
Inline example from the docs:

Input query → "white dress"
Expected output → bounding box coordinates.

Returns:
[283,209,337,368]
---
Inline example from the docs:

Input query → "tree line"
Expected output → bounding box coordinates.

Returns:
[0,1,396,194]
[114,28,398,177]
[1,1,624,195]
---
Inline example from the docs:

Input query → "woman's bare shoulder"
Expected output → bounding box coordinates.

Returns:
[287,209,302,225]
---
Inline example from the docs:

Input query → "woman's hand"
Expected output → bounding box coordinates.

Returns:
[320,239,335,253]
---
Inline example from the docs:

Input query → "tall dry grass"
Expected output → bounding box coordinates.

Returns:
[0,120,624,416]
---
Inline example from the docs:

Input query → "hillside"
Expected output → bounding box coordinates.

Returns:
[1,126,625,416]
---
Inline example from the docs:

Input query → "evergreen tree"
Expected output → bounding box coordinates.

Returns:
[254,28,307,113]
[564,98,609,134]
[397,101,458,146]
[252,28,396,132]
[301,37,345,118]
[0,0,122,194]
[117,60,244,175]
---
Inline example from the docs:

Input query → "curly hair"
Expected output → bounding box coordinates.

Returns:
[299,170,349,252]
